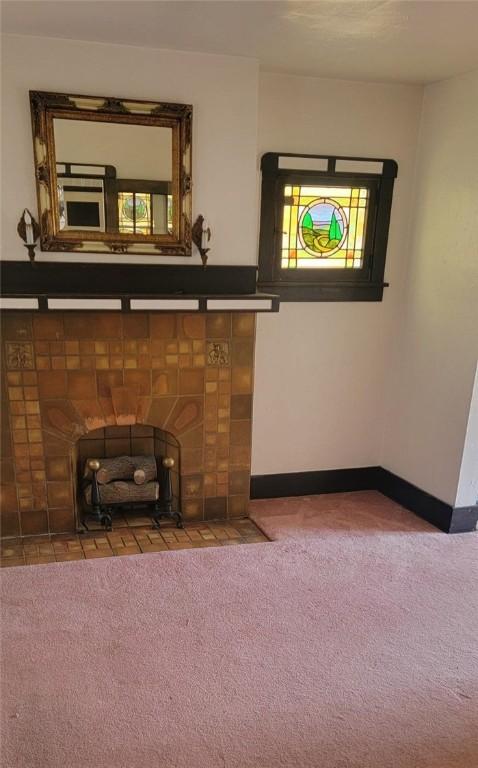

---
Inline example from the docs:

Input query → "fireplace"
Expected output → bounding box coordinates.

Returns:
[0,310,255,538]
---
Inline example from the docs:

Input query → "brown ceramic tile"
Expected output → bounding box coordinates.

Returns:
[64,341,80,355]
[8,386,23,401]
[229,469,251,495]
[151,370,178,396]
[71,400,105,432]
[95,341,108,355]
[49,341,65,355]
[178,425,204,451]
[99,395,119,427]
[23,386,39,401]
[180,314,206,339]
[147,397,176,430]
[0,484,18,514]
[0,460,15,484]
[96,370,123,398]
[228,495,250,518]
[38,370,68,399]
[43,433,72,458]
[232,313,255,337]
[109,341,123,355]
[25,401,40,415]
[67,371,97,400]
[232,339,255,367]
[181,447,204,474]
[230,420,252,446]
[2,313,33,340]
[9,402,25,416]
[35,340,50,354]
[47,482,73,508]
[6,372,22,386]
[166,397,203,436]
[64,313,122,339]
[205,496,227,521]
[206,313,231,338]
[123,314,149,338]
[231,367,253,394]
[150,314,177,339]
[229,444,251,467]
[48,507,75,533]
[178,369,205,395]
[183,474,204,498]
[20,508,48,536]
[0,512,20,540]
[22,372,38,386]
[230,394,253,420]
[33,315,64,340]
[80,341,95,355]
[45,456,70,481]
[124,370,151,396]
[111,387,137,425]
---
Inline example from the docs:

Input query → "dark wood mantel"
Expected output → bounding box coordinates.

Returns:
[0,262,280,313]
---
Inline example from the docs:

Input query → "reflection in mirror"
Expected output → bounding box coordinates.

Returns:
[53,119,174,235]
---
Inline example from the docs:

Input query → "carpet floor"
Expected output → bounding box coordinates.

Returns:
[1,491,477,768]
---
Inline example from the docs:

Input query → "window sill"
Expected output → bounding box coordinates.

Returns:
[257,281,389,302]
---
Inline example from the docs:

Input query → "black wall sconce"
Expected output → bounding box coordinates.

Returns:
[192,214,211,268]
[17,209,40,263]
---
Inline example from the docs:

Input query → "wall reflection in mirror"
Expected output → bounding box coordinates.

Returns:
[53,119,173,236]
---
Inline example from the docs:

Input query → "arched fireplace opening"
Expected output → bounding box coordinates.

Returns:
[74,424,180,531]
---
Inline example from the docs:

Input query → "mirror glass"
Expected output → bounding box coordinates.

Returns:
[53,118,173,235]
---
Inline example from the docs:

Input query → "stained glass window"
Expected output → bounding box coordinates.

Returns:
[118,192,173,235]
[281,185,369,269]
[118,192,152,235]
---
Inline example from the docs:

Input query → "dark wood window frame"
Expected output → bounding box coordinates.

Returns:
[258,152,398,301]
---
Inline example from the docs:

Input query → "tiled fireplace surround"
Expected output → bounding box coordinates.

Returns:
[0,310,255,538]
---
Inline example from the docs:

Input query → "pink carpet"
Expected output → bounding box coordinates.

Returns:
[1,491,477,768]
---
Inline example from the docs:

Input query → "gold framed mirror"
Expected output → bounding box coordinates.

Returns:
[30,91,192,256]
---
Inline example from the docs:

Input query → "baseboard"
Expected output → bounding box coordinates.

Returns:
[448,506,478,534]
[250,467,381,500]
[376,468,454,532]
[250,466,478,534]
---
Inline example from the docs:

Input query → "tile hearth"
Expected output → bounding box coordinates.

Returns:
[0,518,268,568]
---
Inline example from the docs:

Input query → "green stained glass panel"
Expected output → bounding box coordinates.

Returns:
[281,184,369,269]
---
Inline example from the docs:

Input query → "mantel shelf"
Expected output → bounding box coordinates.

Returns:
[0,262,280,312]
[0,292,279,313]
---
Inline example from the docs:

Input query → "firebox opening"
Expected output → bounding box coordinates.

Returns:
[74,425,180,530]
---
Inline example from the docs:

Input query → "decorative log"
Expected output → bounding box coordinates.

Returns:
[84,480,159,506]
[84,455,157,485]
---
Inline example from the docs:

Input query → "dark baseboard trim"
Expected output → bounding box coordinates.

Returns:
[376,468,454,532]
[448,506,478,534]
[250,466,381,500]
[250,466,478,534]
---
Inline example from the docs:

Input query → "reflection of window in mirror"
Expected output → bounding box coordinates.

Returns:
[53,118,173,235]
[118,191,173,235]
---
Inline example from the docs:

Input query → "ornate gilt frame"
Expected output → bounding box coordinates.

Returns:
[29,91,192,256]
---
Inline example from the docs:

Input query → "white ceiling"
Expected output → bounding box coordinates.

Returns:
[2,0,478,85]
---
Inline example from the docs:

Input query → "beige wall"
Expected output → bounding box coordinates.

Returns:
[252,72,423,475]
[381,69,478,506]
[1,34,259,265]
